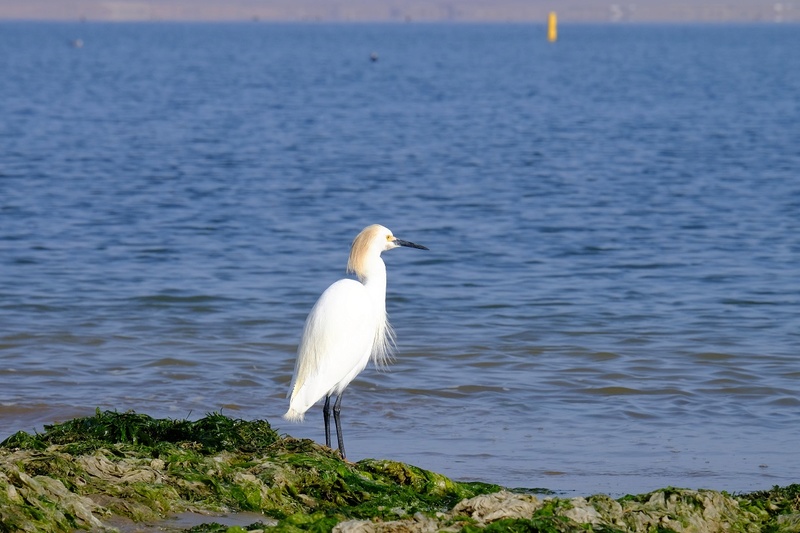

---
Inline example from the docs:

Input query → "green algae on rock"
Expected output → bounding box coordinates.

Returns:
[2,410,800,533]
[1,409,278,455]
[335,488,781,533]
[0,410,499,532]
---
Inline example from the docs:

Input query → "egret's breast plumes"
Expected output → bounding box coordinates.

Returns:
[371,307,395,370]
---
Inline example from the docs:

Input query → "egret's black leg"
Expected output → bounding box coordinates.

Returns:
[323,395,332,449]
[333,393,346,459]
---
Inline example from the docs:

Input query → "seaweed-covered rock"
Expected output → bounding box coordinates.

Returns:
[1,411,799,533]
[452,490,541,523]
[615,488,760,532]
[0,410,498,532]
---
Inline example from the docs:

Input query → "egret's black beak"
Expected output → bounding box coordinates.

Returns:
[394,238,429,250]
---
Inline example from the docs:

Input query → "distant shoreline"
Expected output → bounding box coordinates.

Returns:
[0,0,796,24]
[1,18,798,25]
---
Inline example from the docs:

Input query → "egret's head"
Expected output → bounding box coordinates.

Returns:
[347,224,428,279]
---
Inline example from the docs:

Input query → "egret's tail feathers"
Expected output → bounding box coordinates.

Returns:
[283,408,305,423]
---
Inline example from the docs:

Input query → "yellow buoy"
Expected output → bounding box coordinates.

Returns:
[548,11,558,42]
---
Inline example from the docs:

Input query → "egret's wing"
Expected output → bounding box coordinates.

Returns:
[287,279,377,415]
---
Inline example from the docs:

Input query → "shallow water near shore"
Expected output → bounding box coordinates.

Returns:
[1,22,799,497]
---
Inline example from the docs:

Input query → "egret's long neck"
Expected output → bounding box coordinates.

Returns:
[360,253,394,368]
[360,255,387,310]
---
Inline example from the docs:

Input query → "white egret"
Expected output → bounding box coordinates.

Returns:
[283,224,428,459]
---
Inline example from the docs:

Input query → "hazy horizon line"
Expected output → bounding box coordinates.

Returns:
[2,17,798,24]
[1,0,797,24]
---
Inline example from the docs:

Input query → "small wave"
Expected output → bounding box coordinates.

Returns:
[144,357,199,367]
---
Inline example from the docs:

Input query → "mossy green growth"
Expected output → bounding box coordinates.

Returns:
[463,515,623,533]
[0,410,499,532]
[737,484,800,533]
[4,411,800,533]
[2,408,278,455]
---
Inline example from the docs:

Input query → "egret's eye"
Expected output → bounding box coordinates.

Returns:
[386,234,394,241]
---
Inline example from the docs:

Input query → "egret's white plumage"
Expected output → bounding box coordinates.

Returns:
[283,224,427,458]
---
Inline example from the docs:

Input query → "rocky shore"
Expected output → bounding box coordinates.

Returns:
[1,411,797,532]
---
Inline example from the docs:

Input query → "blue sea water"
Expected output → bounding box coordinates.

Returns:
[1,22,799,497]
